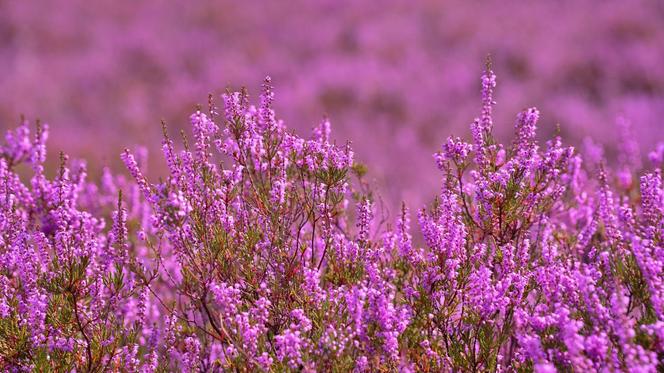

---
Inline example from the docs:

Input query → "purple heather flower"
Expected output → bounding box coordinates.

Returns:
[2,69,662,372]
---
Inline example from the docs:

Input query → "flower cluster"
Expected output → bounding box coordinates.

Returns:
[1,68,662,371]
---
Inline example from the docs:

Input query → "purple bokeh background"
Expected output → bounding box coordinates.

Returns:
[1,0,663,208]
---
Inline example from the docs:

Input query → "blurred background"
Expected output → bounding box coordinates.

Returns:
[1,0,663,210]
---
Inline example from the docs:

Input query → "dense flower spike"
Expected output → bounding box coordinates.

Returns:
[1,70,662,371]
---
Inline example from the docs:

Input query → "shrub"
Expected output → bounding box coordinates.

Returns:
[0,68,662,371]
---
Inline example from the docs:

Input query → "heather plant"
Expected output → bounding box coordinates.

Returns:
[0,67,662,372]
[0,121,154,370]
